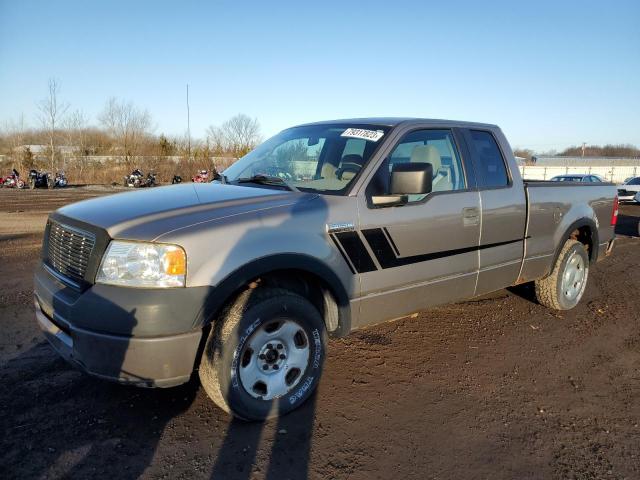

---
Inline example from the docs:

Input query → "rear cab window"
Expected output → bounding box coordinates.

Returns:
[464,130,510,188]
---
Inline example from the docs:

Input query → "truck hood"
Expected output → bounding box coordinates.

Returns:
[55,183,313,240]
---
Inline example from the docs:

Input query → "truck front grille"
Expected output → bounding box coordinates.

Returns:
[46,221,95,284]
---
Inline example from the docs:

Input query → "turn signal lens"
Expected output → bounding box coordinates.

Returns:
[163,247,186,275]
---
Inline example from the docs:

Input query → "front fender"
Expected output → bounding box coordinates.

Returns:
[161,198,357,335]
[192,253,353,336]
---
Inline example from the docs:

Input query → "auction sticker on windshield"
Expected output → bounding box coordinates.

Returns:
[341,128,384,142]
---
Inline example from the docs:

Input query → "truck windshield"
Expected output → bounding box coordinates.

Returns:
[223,124,390,194]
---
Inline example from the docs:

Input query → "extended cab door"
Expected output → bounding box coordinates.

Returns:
[352,126,481,328]
[459,128,527,296]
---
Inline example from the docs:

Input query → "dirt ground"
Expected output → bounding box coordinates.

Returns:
[1,187,639,480]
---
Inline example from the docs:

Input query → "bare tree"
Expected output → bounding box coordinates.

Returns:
[37,78,69,171]
[205,125,226,154]
[2,114,34,172]
[98,97,152,160]
[3,113,27,153]
[63,109,88,155]
[206,114,261,157]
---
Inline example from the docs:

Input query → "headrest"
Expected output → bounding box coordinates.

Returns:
[410,145,442,171]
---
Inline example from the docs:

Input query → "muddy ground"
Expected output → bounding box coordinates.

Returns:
[0,187,639,480]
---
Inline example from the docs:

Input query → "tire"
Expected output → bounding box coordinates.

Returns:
[535,239,589,310]
[199,287,327,421]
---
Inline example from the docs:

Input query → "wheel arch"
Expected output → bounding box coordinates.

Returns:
[194,253,352,339]
[550,217,599,272]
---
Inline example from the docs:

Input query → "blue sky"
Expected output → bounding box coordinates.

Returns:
[1,0,638,151]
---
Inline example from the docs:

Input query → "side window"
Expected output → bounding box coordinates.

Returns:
[368,129,466,203]
[467,130,509,188]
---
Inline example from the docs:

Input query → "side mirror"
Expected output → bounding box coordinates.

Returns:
[371,162,433,207]
[390,162,433,195]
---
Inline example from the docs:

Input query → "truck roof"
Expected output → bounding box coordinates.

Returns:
[296,117,499,129]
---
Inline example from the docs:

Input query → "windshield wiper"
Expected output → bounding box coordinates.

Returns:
[235,174,298,192]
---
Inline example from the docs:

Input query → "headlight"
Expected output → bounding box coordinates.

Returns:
[96,241,186,288]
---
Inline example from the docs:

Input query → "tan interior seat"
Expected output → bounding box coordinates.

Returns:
[409,145,452,192]
[321,163,337,180]
[338,154,364,181]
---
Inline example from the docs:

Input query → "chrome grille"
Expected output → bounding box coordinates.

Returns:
[47,222,95,284]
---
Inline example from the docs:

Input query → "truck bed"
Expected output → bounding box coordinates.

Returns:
[519,180,617,283]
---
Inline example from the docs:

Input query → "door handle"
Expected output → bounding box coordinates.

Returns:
[462,207,480,226]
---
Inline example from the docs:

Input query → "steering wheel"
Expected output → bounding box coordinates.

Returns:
[335,164,361,180]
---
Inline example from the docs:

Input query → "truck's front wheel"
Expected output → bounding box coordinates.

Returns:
[199,288,327,420]
[535,239,589,310]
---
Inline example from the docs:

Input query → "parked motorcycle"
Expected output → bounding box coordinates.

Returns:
[53,171,68,188]
[28,169,52,189]
[141,171,157,188]
[191,170,209,183]
[124,168,145,187]
[172,175,183,184]
[1,169,25,189]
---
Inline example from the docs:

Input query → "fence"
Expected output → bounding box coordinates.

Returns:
[519,165,639,183]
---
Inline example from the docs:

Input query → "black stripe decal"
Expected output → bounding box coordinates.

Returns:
[362,228,523,270]
[382,227,400,256]
[333,231,377,273]
[329,234,357,275]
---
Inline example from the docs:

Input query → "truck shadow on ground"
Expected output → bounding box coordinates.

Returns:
[0,340,198,479]
[209,393,318,479]
[0,340,318,479]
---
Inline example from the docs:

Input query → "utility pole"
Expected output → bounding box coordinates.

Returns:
[186,84,191,160]
[581,142,586,157]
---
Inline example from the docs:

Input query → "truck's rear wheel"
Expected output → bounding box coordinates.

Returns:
[535,239,589,310]
[199,288,327,420]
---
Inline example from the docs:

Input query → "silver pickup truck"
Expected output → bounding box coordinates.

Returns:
[34,118,618,420]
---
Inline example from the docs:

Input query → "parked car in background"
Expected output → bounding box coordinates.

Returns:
[617,176,640,202]
[550,174,606,182]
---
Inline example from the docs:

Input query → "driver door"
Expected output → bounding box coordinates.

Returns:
[354,127,481,328]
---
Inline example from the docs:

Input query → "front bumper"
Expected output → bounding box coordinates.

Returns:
[34,264,209,388]
[35,299,201,387]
